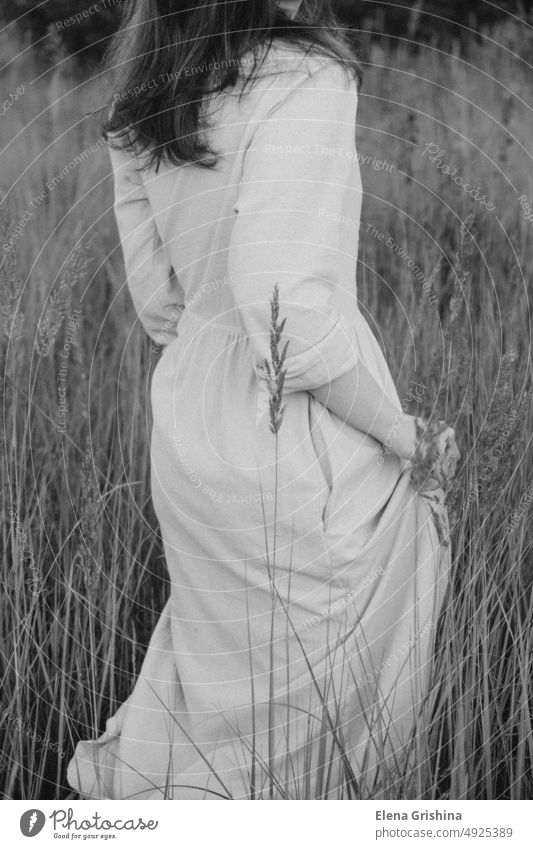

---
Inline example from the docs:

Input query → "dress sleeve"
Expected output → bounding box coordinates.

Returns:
[227,58,360,395]
[107,142,185,347]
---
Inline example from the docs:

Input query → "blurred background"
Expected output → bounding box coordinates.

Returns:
[1,0,533,801]
[3,1,533,61]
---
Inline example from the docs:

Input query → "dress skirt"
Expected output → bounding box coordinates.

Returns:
[67,306,451,800]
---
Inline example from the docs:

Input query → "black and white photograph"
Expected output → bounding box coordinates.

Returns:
[1,0,532,841]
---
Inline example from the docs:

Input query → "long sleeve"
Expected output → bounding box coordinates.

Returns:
[228,58,361,394]
[107,142,185,346]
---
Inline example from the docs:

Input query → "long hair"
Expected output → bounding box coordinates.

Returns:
[102,0,363,171]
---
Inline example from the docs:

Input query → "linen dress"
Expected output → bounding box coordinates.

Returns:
[67,41,451,800]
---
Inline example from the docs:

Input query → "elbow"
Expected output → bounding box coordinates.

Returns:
[245,308,359,395]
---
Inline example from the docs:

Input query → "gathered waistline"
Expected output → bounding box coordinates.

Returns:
[180,304,363,338]
[179,306,248,338]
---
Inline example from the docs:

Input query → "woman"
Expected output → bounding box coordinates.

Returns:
[67,0,458,800]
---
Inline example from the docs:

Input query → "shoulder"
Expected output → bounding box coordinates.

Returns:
[257,40,355,88]
[242,40,357,119]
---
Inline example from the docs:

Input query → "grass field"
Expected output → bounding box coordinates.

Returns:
[1,18,532,799]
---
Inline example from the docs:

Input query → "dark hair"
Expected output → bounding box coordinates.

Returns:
[102,0,363,171]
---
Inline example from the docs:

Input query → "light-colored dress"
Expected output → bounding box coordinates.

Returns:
[67,41,450,800]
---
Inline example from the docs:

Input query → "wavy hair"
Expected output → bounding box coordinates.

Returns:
[102,0,363,170]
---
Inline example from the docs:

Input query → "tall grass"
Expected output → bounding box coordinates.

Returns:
[1,20,532,798]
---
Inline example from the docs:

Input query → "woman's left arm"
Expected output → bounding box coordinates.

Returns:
[107,142,184,347]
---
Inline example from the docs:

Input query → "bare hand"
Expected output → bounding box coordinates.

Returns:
[410,417,461,494]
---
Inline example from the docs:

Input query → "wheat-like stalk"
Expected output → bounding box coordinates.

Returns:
[34,241,92,357]
[0,205,25,344]
[74,433,101,595]
[262,284,289,435]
